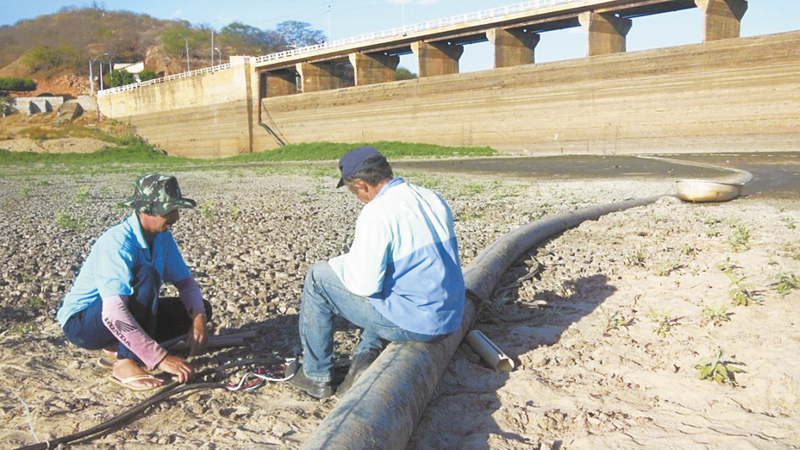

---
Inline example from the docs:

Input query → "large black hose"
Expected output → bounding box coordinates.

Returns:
[301,195,663,450]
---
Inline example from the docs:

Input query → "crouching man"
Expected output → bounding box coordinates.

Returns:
[288,146,465,399]
[57,174,211,391]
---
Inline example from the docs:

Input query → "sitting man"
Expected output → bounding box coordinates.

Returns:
[288,146,465,399]
[57,174,211,391]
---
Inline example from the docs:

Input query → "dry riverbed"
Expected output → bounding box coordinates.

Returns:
[1,168,799,449]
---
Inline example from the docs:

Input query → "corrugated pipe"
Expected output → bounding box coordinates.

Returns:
[301,195,663,450]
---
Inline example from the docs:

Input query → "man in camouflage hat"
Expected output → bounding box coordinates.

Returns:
[57,174,212,391]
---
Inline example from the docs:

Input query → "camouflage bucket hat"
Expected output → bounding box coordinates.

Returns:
[121,174,196,216]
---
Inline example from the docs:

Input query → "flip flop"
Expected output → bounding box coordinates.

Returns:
[99,358,165,375]
[97,357,116,370]
[107,374,163,392]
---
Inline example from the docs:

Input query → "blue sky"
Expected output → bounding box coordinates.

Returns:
[4,1,799,72]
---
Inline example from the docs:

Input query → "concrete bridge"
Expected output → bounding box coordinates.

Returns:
[96,0,800,158]
[255,0,745,95]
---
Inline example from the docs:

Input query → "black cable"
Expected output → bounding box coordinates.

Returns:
[15,382,224,450]
[14,358,281,450]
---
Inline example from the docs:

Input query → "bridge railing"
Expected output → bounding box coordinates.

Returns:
[98,63,232,96]
[252,0,576,65]
[98,0,577,96]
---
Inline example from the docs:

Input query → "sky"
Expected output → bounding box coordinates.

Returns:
[3,0,800,73]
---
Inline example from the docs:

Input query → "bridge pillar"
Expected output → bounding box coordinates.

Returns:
[296,62,342,93]
[349,52,400,86]
[695,0,747,41]
[487,28,540,68]
[264,69,297,97]
[578,11,632,57]
[411,41,464,78]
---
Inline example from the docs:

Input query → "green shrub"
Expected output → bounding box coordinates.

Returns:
[138,69,160,82]
[108,69,136,87]
[0,77,37,93]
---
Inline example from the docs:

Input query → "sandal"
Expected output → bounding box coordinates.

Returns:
[97,357,116,370]
[107,373,163,392]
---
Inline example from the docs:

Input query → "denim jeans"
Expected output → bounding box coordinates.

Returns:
[299,261,445,382]
[63,265,212,365]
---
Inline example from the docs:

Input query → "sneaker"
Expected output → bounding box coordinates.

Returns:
[336,349,381,397]
[287,366,333,399]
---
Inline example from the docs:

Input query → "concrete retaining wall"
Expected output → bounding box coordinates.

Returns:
[13,96,66,115]
[259,31,800,155]
[98,56,255,158]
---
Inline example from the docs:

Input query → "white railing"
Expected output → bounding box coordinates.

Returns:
[98,63,232,96]
[99,0,578,96]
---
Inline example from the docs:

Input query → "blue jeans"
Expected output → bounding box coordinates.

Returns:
[63,265,212,365]
[299,261,445,382]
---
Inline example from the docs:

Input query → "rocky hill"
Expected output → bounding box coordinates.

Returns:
[0,7,324,98]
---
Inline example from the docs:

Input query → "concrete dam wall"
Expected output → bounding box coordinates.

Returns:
[97,56,256,158]
[100,31,800,157]
[260,31,800,156]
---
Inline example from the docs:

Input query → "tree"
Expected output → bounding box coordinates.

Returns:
[138,68,159,82]
[219,22,286,56]
[21,45,83,72]
[394,67,417,81]
[276,21,326,48]
[160,23,207,58]
[107,69,135,87]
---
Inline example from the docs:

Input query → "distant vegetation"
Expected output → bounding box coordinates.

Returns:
[108,69,135,87]
[394,68,417,80]
[0,6,420,92]
[138,69,159,82]
[0,6,328,77]
[0,77,37,94]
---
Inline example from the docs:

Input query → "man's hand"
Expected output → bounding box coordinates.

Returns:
[186,313,209,357]
[158,355,194,383]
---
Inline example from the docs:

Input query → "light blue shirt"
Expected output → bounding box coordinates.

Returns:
[329,178,465,335]
[56,213,191,327]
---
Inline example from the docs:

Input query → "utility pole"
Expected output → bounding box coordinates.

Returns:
[88,53,107,95]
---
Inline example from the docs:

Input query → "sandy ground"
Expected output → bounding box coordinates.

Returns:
[1,158,799,449]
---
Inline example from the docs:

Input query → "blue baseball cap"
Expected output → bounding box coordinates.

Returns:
[336,146,388,188]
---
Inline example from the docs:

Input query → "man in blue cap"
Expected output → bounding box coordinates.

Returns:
[288,146,465,399]
[57,174,212,391]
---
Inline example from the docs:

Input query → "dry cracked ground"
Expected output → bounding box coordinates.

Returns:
[1,166,799,449]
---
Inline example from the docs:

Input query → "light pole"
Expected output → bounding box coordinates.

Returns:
[89,52,107,95]
[184,37,190,72]
[210,17,223,67]
[215,47,222,64]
